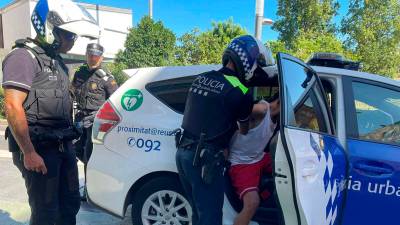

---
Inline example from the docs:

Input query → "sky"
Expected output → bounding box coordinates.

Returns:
[0,0,350,43]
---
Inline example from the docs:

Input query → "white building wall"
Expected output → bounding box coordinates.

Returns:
[74,5,132,59]
[2,1,33,50]
[97,30,128,59]
[87,7,131,33]
[1,0,132,59]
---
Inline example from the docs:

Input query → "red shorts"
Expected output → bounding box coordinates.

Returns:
[229,153,272,200]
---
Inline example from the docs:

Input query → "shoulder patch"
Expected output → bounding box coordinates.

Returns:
[110,79,117,86]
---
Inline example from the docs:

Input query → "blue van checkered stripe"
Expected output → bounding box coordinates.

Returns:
[311,134,339,225]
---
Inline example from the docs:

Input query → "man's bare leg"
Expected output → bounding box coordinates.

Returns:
[234,191,260,225]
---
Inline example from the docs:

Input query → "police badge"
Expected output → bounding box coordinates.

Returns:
[90,82,97,90]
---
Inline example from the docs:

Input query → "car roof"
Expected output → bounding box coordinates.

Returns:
[312,66,400,87]
[123,65,222,82]
[123,64,400,88]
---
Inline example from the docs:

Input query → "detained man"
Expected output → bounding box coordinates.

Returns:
[228,92,280,225]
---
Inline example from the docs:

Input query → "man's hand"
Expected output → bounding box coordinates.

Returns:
[251,101,269,120]
[24,151,47,174]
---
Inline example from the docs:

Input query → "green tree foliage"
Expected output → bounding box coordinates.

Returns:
[116,16,176,68]
[273,0,339,49]
[105,62,129,86]
[176,19,247,65]
[291,31,355,61]
[197,19,247,64]
[268,31,355,62]
[341,0,400,78]
[268,40,291,56]
[175,28,201,65]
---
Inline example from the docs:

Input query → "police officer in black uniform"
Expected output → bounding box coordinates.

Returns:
[1,0,100,224]
[71,43,118,199]
[72,43,118,165]
[175,35,275,225]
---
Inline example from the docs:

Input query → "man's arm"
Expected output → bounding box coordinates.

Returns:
[251,100,269,120]
[4,87,47,174]
[104,76,119,99]
[237,92,254,135]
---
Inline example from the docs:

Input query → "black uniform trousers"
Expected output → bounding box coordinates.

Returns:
[11,141,80,225]
[175,144,224,225]
[74,126,93,165]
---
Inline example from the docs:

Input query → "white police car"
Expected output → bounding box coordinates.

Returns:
[87,53,400,225]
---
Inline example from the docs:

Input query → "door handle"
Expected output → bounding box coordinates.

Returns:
[354,163,393,175]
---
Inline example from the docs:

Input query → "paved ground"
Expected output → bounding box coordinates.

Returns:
[0,123,133,225]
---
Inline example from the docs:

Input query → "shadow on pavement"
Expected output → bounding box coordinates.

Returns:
[80,201,104,213]
[0,209,25,225]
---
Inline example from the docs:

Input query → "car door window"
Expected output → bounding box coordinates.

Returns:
[293,94,322,131]
[255,86,279,101]
[352,81,400,145]
[146,76,195,114]
[282,59,329,133]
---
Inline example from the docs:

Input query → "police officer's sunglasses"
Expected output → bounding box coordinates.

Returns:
[54,27,78,42]
[63,32,78,42]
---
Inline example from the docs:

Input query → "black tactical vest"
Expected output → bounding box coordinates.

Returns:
[182,70,242,141]
[15,39,72,129]
[73,65,108,112]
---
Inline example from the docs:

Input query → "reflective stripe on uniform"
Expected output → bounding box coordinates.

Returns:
[223,75,249,94]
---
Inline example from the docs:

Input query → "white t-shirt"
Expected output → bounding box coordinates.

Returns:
[229,101,276,165]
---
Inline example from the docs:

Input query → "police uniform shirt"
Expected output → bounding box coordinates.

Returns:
[2,48,41,91]
[2,44,71,152]
[182,67,254,149]
[72,64,118,111]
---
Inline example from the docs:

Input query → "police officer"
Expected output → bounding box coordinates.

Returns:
[175,35,275,225]
[71,43,118,199]
[72,43,118,164]
[1,0,100,224]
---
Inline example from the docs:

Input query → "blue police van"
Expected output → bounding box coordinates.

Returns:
[273,53,400,225]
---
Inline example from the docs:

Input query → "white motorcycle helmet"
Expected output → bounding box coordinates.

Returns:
[31,0,101,46]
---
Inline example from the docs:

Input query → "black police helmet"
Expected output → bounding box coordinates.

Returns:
[86,43,104,56]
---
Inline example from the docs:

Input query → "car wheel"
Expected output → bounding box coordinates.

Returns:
[131,176,192,225]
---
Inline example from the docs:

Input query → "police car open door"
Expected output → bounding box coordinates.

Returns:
[274,53,347,225]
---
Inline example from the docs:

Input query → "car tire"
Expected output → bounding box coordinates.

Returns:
[131,176,192,225]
